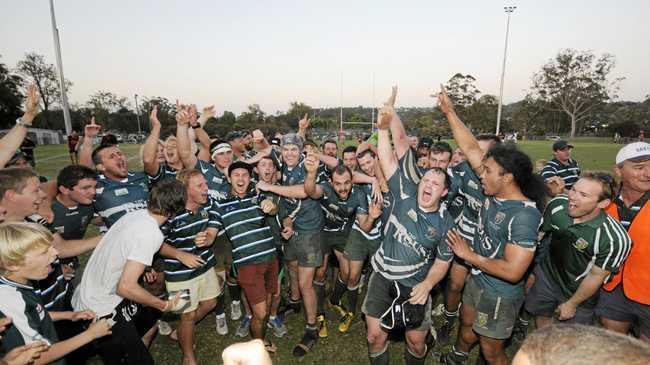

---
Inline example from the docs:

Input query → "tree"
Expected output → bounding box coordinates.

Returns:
[464,94,498,132]
[16,52,72,128]
[529,49,623,138]
[87,91,130,113]
[0,56,24,128]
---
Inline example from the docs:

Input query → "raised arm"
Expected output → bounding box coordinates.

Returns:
[376,103,398,180]
[384,86,410,160]
[303,151,324,199]
[257,181,307,199]
[142,105,161,176]
[297,113,309,140]
[175,104,198,169]
[437,86,484,172]
[78,117,101,168]
[0,85,39,168]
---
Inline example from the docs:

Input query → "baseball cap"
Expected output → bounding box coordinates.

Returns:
[225,131,244,141]
[281,133,303,150]
[552,140,574,151]
[418,137,434,149]
[615,142,650,165]
[228,161,253,177]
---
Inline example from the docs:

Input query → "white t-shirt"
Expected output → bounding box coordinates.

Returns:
[72,209,163,317]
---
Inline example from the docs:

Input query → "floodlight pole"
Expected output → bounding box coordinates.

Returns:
[134,94,141,135]
[496,5,516,135]
[49,0,72,135]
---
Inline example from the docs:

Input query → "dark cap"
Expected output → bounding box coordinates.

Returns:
[418,137,434,149]
[552,140,574,151]
[225,131,244,141]
[228,161,253,177]
[270,138,280,146]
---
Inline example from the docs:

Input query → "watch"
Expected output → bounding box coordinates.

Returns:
[16,118,27,127]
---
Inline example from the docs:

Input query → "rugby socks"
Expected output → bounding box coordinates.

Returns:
[329,274,347,305]
[404,345,426,365]
[215,293,226,315]
[443,306,460,322]
[313,280,326,315]
[346,284,360,314]
[368,343,389,365]
[227,281,242,303]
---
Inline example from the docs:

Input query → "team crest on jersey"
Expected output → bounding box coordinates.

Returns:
[54,226,65,234]
[494,212,506,225]
[407,209,418,222]
[328,203,339,211]
[426,227,437,240]
[81,216,89,226]
[200,209,209,219]
[251,196,259,205]
[573,238,589,251]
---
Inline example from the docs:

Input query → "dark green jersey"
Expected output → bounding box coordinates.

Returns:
[444,167,464,220]
[0,277,63,364]
[279,155,324,233]
[471,197,541,297]
[351,183,387,241]
[23,218,69,312]
[160,200,219,282]
[149,163,179,185]
[48,199,93,240]
[94,171,150,228]
[371,168,455,288]
[214,190,277,266]
[262,190,283,247]
[195,160,230,201]
[541,158,581,190]
[540,196,632,305]
[319,182,368,233]
[452,161,486,244]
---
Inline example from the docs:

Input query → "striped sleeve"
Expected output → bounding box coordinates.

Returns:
[596,216,633,273]
[0,287,42,347]
[207,200,220,229]
[540,161,558,179]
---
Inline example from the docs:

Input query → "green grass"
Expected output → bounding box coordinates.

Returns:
[32,140,622,364]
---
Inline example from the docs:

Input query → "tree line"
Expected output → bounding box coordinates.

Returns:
[1,49,648,139]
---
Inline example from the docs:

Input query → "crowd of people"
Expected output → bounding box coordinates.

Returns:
[0,84,649,365]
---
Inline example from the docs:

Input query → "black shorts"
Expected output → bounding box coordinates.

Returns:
[524,265,595,325]
[596,284,650,338]
[95,299,160,365]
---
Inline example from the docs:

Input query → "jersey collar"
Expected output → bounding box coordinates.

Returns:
[0,276,34,290]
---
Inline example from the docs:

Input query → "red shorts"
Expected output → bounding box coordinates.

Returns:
[237,259,279,305]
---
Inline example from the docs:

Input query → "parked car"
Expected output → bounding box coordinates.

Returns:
[545,135,562,141]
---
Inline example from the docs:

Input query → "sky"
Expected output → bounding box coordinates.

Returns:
[1,0,648,115]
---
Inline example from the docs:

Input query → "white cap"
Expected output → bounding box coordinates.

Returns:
[615,142,650,165]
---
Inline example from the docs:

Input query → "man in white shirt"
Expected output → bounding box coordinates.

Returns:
[72,179,187,365]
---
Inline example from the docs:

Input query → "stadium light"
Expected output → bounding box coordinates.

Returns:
[496,5,516,135]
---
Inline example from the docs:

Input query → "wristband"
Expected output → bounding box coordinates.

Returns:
[191,124,201,129]
[16,118,27,127]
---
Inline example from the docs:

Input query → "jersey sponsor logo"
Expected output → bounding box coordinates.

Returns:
[96,187,104,194]
[573,237,589,252]
[65,211,79,217]
[115,188,129,196]
[387,214,429,259]
[407,209,418,222]
[212,177,223,184]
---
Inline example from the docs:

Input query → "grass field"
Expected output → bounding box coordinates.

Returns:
[30,139,622,364]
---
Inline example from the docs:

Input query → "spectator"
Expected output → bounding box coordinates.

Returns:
[541,140,581,193]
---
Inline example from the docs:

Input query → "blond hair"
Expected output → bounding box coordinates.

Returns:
[0,222,53,276]
[176,168,203,186]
